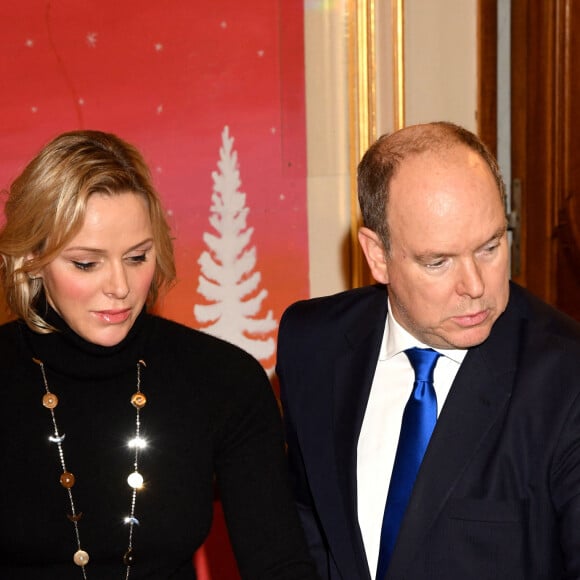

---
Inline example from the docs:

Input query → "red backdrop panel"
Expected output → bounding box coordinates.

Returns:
[0,1,307,577]
[0,0,308,336]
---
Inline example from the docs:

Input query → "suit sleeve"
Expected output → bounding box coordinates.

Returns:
[277,306,331,580]
[551,386,580,577]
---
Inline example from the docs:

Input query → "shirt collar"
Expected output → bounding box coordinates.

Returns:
[379,297,468,364]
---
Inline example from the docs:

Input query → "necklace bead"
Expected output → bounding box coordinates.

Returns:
[131,392,147,408]
[73,549,90,566]
[123,548,135,566]
[60,471,75,488]
[127,471,144,489]
[42,392,58,408]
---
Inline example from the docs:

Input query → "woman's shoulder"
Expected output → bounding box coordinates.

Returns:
[0,320,28,382]
[0,318,24,345]
[142,315,273,417]
[144,314,265,372]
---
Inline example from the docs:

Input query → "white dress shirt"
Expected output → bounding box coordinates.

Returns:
[357,301,467,576]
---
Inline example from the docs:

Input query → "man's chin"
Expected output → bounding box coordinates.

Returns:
[443,325,494,349]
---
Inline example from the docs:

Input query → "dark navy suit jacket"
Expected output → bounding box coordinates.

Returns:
[277,282,580,580]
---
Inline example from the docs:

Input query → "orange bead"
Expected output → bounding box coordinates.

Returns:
[131,392,147,409]
[42,393,58,409]
[60,471,75,488]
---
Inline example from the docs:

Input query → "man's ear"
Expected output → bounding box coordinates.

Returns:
[358,227,389,284]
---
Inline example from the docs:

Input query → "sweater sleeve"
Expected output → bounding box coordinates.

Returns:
[211,348,320,580]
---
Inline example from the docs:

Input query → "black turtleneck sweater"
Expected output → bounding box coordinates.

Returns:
[0,308,318,579]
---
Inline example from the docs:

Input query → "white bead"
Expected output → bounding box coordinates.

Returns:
[128,436,147,449]
[127,471,144,489]
[73,549,89,566]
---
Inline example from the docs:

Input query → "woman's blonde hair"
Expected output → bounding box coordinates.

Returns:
[0,130,176,333]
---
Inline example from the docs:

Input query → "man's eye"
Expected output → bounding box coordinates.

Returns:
[426,260,445,269]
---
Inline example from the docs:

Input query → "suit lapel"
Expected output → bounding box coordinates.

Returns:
[384,297,523,579]
[332,289,388,579]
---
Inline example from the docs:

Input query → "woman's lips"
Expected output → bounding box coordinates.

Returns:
[94,309,131,324]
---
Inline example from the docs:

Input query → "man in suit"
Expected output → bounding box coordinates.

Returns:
[276,121,580,580]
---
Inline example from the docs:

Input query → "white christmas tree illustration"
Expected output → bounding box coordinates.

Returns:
[194,126,277,363]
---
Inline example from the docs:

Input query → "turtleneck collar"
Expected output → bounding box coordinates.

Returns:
[23,303,150,381]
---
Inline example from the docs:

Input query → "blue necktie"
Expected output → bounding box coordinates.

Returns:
[375,347,440,580]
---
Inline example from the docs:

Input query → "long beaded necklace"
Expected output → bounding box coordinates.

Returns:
[34,357,148,579]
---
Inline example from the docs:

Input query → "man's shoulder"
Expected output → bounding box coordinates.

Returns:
[281,284,387,324]
[277,284,388,359]
[508,282,580,344]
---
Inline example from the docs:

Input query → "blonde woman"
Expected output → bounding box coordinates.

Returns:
[0,131,319,580]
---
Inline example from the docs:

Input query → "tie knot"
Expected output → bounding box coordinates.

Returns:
[405,347,440,382]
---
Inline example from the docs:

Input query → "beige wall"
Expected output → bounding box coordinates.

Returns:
[304,1,352,298]
[304,0,477,298]
[403,0,477,131]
